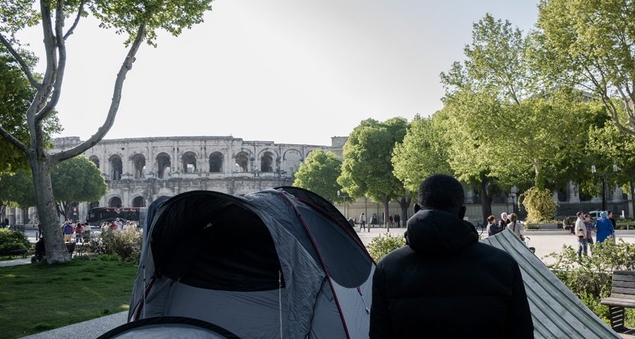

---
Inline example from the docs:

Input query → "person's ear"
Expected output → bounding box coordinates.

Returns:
[459,205,466,220]
[414,203,421,213]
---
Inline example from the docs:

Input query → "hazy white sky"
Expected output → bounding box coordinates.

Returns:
[18,0,539,146]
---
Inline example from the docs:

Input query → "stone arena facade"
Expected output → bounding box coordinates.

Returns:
[37,136,343,222]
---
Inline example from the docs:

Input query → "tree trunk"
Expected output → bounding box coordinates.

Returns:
[382,196,390,232]
[396,196,412,229]
[31,158,70,263]
[480,176,492,225]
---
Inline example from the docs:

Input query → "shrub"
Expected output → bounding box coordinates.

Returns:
[88,228,142,263]
[519,187,559,223]
[366,232,406,262]
[0,228,30,255]
[547,239,635,327]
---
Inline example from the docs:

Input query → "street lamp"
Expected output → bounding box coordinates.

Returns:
[591,164,618,211]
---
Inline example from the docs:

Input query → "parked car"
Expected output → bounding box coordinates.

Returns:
[588,210,603,219]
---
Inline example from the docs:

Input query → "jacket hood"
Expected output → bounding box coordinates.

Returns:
[406,209,479,255]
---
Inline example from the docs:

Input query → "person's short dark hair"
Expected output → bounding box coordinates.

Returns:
[576,211,583,218]
[417,174,464,212]
[487,215,495,223]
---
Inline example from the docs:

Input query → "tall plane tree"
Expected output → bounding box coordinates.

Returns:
[338,118,411,230]
[440,14,595,212]
[536,0,635,138]
[0,0,213,263]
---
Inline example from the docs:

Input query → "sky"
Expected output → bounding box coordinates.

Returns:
[17,0,540,146]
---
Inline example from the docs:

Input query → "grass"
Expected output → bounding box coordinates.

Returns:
[0,257,138,339]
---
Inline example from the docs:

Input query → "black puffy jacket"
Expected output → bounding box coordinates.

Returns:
[370,209,534,338]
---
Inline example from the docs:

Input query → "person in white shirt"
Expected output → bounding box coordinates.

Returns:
[574,211,588,257]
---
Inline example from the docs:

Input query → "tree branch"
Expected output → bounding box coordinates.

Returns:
[35,0,69,127]
[0,33,42,90]
[0,125,29,154]
[51,22,147,163]
[63,0,86,40]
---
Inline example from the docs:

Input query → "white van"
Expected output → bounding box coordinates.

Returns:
[588,210,603,219]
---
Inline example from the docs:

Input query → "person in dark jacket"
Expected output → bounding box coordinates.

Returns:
[370,174,533,338]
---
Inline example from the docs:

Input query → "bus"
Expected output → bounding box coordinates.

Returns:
[86,207,146,226]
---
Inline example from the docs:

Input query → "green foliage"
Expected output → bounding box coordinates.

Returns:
[89,228,142,263]
[293,150,343,202]
[440,14,602,192]
[519,187,558,223]
[392,114,453,192]
[0,228,29,254]
[0,169,35,208]
[366,232,406,262]
[548,240,635,327]
[338,117,408,202]
[536,0,635,139]
[52,156,107,217]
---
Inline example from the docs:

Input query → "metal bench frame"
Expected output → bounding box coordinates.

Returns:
[601,270,635,334]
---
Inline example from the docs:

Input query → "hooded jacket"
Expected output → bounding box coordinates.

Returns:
[370,209,534,339]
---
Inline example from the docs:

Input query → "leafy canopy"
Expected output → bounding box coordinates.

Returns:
[293,150,343,202]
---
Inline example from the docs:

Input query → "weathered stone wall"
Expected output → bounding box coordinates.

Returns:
[50,135,328,210]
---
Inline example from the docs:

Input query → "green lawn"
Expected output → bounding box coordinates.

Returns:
[0,257,137,339]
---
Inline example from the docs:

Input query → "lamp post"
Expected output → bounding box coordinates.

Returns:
[592,164,618,211]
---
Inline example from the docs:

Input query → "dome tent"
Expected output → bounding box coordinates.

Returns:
[126,187,375,338]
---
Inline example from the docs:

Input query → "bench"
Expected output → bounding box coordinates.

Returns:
[8,248,28,259]
[601,270,635,334]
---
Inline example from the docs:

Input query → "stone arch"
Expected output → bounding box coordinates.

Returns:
[108,196,122,208]
[109,154,123,180]
[260,151,275,173]
[283,149,303,175]
[209,152,223,173]
[156,152,171,179]
[235,151,249,172]
[132,154,146,180]
[182,151,197,173]
[132,196,146,207]
[89,155,100,170]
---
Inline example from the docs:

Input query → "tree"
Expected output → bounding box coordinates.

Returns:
[535,0,635,138]
[51,156,106,220]
[292,150,343,202]
[439,14,603,222]
[392,114,453,193]
[0,46,59,174]
[338,118,411,230]
[0,170,36,209]
[0,1,213,263]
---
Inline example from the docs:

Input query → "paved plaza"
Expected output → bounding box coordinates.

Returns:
[355,226,635,266]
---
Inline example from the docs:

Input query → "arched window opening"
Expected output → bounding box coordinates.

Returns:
[157,153,171,179]
[235,152,249,172]
[182,152,197,173]
[89,156,100,170]
[132,154,146,180]
[108,197,122,208]
[261,152,274,172]
[209,152,223,173]
[110,155,123,180]
[132,196,146,207]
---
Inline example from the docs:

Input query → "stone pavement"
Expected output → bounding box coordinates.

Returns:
[4,227,635,338]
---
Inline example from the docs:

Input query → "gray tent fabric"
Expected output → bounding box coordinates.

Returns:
[127,188,375,339]
[482,230,620,339]
[97,317,240,339]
